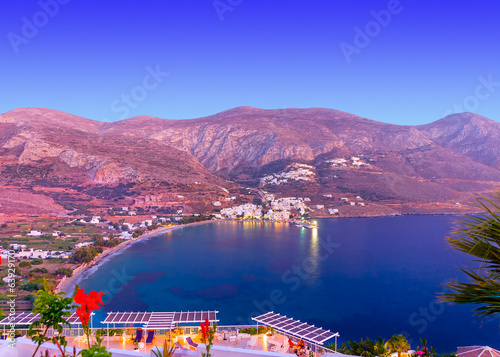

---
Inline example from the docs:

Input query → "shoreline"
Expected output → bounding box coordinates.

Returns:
[54,212,469,295]
[55,219,221,295]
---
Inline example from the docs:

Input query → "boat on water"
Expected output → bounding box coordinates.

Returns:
[303,222,319,229]
[293,220,318,229]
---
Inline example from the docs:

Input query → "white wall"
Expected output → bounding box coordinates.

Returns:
[0,338,152,357]
[107,348,149,357]
[7,337,80,357]
[0,339,17,357]
[197,344,291,357]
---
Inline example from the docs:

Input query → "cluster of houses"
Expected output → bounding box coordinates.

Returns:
[323,195,365,207]
[260,164,316,186]
[212,196,237,207]
[220,195,312,220]
[326,156,369,167]
[0,215,173,262]
[27,230,60,237]
[0,244,71,260]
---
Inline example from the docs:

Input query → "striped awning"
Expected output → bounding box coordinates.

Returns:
[252,312,338,345]
[144,312,174,330]
[102,312,152,325]
[101,310,219,330]
[0,312,89,326]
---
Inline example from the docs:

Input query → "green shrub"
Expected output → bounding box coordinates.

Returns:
[19,261,32,268]
[55,268,73,277]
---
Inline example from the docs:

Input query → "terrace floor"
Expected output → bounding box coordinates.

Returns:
[76,332,324,356]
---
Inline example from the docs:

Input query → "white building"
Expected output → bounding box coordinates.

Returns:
[10,244,27,251]
[14,249,49,259]
[212,201,222,206]
[27,230,42,237]
[140,220,153,228]
[120,232,133,240]
[75,242,93,249]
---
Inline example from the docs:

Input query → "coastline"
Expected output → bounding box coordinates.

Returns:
[55,219,220,295]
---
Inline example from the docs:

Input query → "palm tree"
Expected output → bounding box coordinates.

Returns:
[440,196,500,318]
[340,337,389,357]
[374,337,390,357]
[388,335,410,357]
[340,339,365,356]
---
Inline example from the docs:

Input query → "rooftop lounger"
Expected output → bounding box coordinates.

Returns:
[186,337,198,350]
[246,335,258,349]
[175,341,188,350]
[145,330,154,344]
[133,328,143,343]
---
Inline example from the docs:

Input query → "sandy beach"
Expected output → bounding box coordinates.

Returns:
[56,219,220,295]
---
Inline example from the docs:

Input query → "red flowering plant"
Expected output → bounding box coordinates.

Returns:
[200,318,217,357]
[414,339,437,357]
[73,286,110,356]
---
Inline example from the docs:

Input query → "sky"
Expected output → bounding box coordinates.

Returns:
[1,0,499,125]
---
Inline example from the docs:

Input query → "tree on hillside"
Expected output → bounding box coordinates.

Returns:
[19,261,32,268]
[441,196,500,318]
[55,268,73,277]
[19,261,32,273]
[388,335,410,357]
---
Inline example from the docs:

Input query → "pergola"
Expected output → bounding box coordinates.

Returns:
[0,312,91,337]
[101,310,219,330]
[100,310,219,348]
[252,312,339,352]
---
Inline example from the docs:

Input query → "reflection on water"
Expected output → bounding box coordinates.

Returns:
[79,216,499,352]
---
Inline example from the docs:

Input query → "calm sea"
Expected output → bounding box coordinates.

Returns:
[78,216,499,352]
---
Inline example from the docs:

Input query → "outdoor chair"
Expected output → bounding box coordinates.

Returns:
[133,328,143,343]
[175,341,188,350]
[145,330,154,344]
[186,336,198,350]
[246,335,258,349]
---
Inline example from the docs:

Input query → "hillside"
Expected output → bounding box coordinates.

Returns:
[1,107,499,217]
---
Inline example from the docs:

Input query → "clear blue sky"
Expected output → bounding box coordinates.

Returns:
[1,0,499,124]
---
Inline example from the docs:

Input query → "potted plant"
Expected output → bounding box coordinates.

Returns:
[151,339,176,357]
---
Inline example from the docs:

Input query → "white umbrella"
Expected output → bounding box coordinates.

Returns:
[457,346,500,357]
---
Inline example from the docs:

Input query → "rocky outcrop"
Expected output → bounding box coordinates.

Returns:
[1,106,499,205]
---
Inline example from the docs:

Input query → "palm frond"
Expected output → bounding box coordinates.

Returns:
[441,195,500,319]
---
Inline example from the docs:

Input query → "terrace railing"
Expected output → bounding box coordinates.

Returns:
[5,324,338,355]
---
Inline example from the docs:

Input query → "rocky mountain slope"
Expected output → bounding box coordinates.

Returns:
[1,106,499,216]
[0,108,225,186]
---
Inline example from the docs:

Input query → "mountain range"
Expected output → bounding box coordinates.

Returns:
[0,107,499,217]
